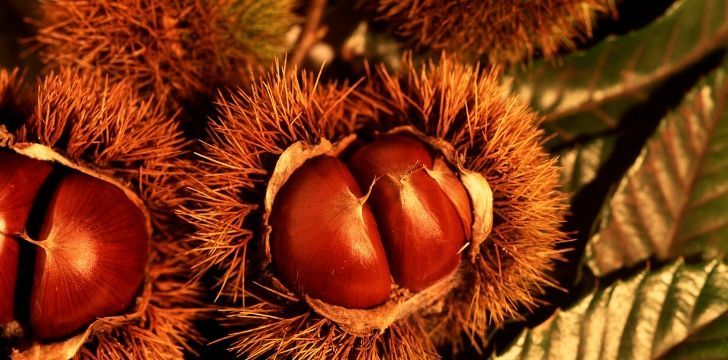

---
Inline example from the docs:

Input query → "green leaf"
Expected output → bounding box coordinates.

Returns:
[495,260,728,360]
[586,64,728,276]
[507,0,728,145]
[559,136,617,194]
[660,313,728,359]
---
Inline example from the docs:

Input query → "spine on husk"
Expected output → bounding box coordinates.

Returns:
[370,0,615,64]
[34,0,299,130]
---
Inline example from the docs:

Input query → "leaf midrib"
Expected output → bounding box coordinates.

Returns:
[667,74,728,258]
[654,263,724,360]
[544,6,728,123]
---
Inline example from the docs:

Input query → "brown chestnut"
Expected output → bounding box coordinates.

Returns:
[270,156,392,309]
[269,135,470,308]
[0,149,149,341]
[30,171,148,340]
[347,136,466,291]
[0,151,54,326]
[0,234,18,325]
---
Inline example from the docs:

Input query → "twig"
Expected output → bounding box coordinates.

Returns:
[289,0,327,71]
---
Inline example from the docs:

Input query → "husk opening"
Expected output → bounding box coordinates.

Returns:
[1,67,202,360]
[1,142,154,360]
[181,57,568,358]
[260,126,491,335]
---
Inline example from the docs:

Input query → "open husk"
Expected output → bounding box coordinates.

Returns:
[258,126,490,335]
[1,142,153,360]
[0,68,202,359]
[181,56,568,358]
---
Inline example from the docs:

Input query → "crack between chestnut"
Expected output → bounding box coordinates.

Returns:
[12,164,68,327]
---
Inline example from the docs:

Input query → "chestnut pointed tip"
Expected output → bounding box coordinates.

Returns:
[18,232,48,251]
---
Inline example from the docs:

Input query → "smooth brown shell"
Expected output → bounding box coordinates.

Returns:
[347,135,466,291]
[270,155,392,309]
[30,171,148,340]
[0,234,18,326]
[0,151,53,328]
[262,127,493,335]
[0,143,153,360]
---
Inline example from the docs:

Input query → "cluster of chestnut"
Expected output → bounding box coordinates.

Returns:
[270,134,475,309]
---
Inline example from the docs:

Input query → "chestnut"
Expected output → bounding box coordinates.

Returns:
[30,171,148,340]
[0,151,53,327]
[270,156,392,309]
[348,135,467,291]
[269,135,471,308]
[0,67,197,358]
[0,149,149,341]
[0,234,18,326]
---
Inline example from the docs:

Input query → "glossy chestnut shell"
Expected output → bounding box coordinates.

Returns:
[0,149,149,340]
[269,135,471,308]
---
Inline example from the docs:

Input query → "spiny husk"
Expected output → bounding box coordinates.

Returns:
[0,69,32,133]
[373,0,615,64]
[180,65,363,302]
[355,58,569,352]
[0,68,203,359]
[220,286,439,359]
[182,56,568,358]
[257,131,490,338]
[34,0,298,114]
[254,129,486,338]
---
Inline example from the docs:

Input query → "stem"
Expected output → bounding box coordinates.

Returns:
[289,0,327,71]
[18,232,47,250]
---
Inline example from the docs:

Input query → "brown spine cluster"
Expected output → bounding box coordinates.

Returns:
[0,68,201,359]
[0,69,32,133]
[357,59,568,348]
[34,0,298,116]
[374,0,615,63]
[181,56,568,358]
